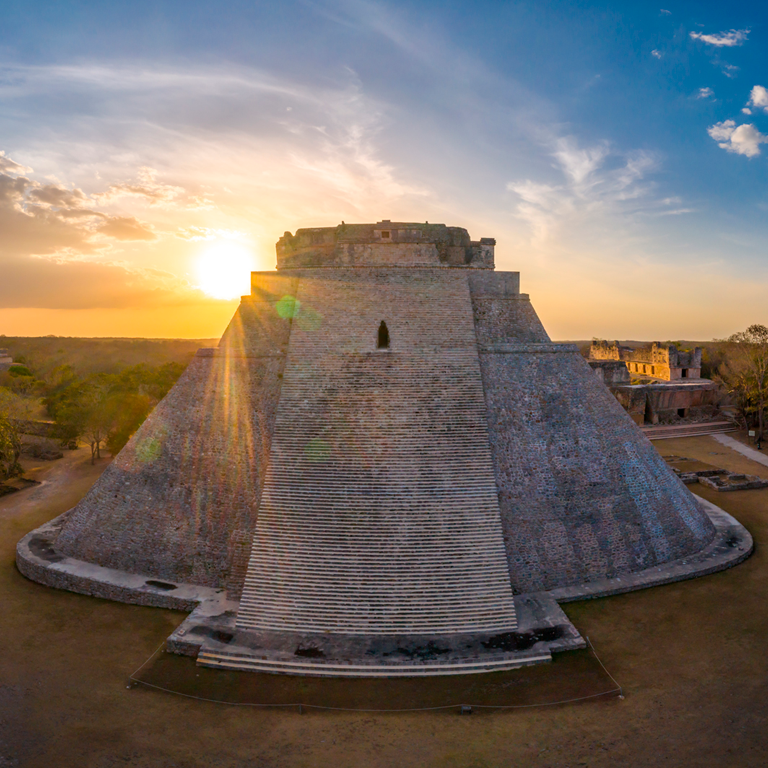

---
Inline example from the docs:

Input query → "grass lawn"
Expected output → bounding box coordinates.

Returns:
[1,435,767,767]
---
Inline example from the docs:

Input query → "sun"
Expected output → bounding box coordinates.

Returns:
[196,241,254,300]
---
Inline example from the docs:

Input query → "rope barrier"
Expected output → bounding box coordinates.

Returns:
[127,636,623,713]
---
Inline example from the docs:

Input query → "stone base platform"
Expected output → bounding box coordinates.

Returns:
[16,499,753,678]
[187,593,583,677]
[549,499,752,602]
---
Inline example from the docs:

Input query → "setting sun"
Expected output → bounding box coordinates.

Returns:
[195,241,254,300]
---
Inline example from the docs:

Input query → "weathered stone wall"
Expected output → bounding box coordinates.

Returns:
[589,341,623,361]
[642,383,719,424]
[277,221,495,270]
[469,272,549,346]
[587,360,630,386]
[54,277,296,590]
[619,343,703,381]
[612,387,647,425]
[472,277,716,593]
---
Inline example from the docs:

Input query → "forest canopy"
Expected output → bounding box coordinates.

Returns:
[0,336,213,467]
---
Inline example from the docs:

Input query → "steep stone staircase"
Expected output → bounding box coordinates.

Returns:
[231,270,517,641]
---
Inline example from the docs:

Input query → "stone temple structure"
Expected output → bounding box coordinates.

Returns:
[18,221,751,677]
[588,341,721,426]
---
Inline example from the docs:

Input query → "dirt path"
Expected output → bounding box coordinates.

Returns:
[1,436,767,767]
[0,447,110,522]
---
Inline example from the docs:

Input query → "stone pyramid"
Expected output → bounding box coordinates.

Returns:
[18,221,751,676]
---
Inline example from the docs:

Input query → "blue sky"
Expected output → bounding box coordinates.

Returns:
[0,0,765,339]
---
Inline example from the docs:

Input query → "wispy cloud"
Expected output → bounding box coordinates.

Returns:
[0,152,158,257]
[95,167,183,205]
[651,49,662,59]
[690,29,750,47]
[0,150,211,309]
[0,61,425,212]
[696,87,714,99]
[708,120,768,157]
[507,136,674,244]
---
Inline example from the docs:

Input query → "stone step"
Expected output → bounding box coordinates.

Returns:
[196,649,551,676]
[642,421,736,440]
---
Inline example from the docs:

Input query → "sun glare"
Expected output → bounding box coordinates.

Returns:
[196,241,254,300]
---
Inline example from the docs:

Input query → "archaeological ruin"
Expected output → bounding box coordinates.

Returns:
[588,341,721,426]
[17,222,752,677]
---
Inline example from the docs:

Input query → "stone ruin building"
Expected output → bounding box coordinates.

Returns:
[590,340,702,381]
[18,222,751,677]
[589,340,720,426]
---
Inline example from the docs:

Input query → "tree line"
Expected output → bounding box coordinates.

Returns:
[0,359,186,475]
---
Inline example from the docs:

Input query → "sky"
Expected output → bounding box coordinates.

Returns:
[0,0,766,340]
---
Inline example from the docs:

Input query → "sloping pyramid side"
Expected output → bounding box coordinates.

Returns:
[54,275,297,589]
[468,273,717,593]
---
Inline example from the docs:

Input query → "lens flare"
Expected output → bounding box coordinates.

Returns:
[196,241,254,300]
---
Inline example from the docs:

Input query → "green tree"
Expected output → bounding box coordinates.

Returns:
[717,324,768,441]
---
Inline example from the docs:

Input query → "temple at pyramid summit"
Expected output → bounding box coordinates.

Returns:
[18,221,752,676]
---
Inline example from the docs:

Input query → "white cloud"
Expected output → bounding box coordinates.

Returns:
[708,121,737,142]
[708,120,768,157]
[747,85,768,113]
[742,107,753,115]
[696,87,714,99]
[690,29,750,47]
[651,49,662,59]
[660,9,671,15]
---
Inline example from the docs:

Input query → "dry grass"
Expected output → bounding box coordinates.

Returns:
[1,437,768,767]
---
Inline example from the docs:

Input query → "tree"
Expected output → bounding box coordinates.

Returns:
[717,324,768,441]
[0,414,22,480]
[76,378,120,463]
[0,387,39,421]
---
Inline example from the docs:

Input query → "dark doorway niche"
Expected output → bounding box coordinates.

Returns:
[644,398,654,425]
[678,408,687,418]
[681,369,688,378]
[378,321,390,349]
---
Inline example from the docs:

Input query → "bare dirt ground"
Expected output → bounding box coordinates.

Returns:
[2,437,768,767]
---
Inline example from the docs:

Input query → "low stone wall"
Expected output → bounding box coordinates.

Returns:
[16,513,212,611]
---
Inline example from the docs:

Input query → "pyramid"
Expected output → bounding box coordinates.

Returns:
[18,222,752,676]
